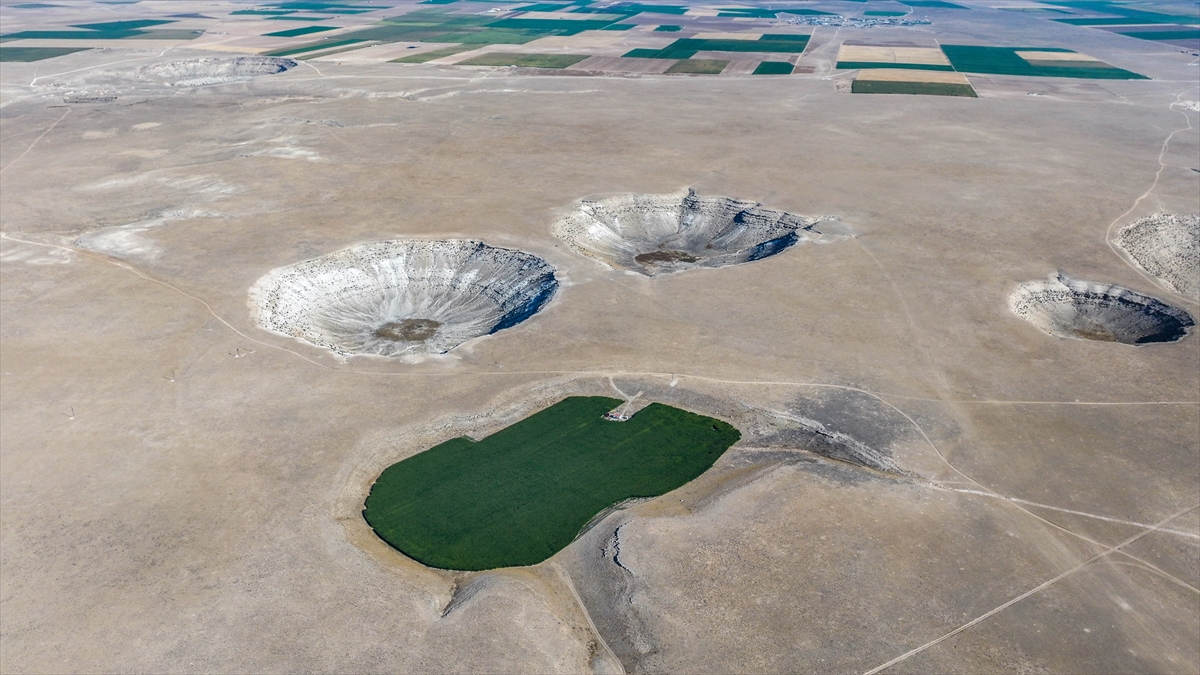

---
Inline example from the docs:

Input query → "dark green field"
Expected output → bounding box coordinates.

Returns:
[625,34,809,59]
[363,396,741,570]
[852,79,978,97]
[264,25,339,37]
[457,52,590,67]
[753,60,794,74]
[940,45,1148,79]
[0,46,89,61]
[666,58,728,73]
[265,37,365,56]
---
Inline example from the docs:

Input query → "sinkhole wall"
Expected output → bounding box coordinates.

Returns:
[136,56,298,87]
[1009,273,1194,345]
[249,240,558,357]
[552,189,827,276]
[1114,212,1199,300]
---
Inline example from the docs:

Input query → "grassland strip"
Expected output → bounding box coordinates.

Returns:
[862,504,1200,675]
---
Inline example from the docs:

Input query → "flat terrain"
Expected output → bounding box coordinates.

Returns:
[1,0,1197,673]
[364,396,739,570]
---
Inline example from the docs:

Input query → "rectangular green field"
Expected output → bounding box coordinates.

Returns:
[852,79,978,96]
[665,58,728,73]
[391,44,473,62]
[264,37,364,55]
[753,60,794,74]
[940,44,1147,79]
[0,46,89,61]
[625,35,810,59]
[264,25,339,37]
[456,52,590,67]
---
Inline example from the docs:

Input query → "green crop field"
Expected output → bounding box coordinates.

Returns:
[457,52,590,67]
[940,45,1148,79]
[852,79,978,96]
[753,60,794,74]
[265,37,364,56]
[264,25,339,37]
[391,44,473,62]
[666,58,728,73]
[363,396,740,570]
[625,34,809,59]
[0,46,89,61]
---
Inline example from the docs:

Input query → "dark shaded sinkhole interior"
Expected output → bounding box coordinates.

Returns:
[635,250,701,265]
[373,318,442,342]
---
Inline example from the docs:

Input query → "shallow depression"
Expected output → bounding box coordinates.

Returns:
[1114,212,1199,300]
[552,188,833,276]
[1009,273,1194,345]
[249,240,558,357]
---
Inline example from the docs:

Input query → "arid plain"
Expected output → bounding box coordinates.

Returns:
[2,1,1199,673]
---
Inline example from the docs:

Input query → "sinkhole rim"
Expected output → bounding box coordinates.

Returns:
[248,238,559,358]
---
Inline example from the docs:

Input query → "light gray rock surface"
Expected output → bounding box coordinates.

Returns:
[249,240,558,357]
[1115,212,1199,299]
[552,189,830,276]
[1009,272,1194,344]
[135,57,298,87]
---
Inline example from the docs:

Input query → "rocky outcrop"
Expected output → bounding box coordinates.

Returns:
[1010,273,1193,344]
[552,189,831,276]
[249,240,558,356]
[1114,212,1199,300]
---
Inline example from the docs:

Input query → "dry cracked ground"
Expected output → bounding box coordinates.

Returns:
[2,15,1198,675]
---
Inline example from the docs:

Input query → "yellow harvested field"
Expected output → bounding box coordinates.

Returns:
[684,8,721,15]
[692,32,761,40]
[1015,50,1102,62]
[838,45,952,66]
[855,68,971,83]
[525,33,628,49]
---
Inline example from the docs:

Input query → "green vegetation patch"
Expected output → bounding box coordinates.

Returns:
[71,19,173,30]
[265,37,364,55]
[1116,28,1200,40]
[940,44,1147,79]
[666,57,727,73]
[852,79,978,96]
[264,25,339,37]
[864,10,907,16]
[625,34,810,59]
[836,61,953,71]
[391,44,474,62]
[717,7,781,17]
[457,51,590,67]
[655,24,682,31]
[363,396,740,570]
[0,46,89,61]
[485,17,618,31]
[753,60,794,74]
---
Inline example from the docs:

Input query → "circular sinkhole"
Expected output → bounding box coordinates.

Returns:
[135,56,298,87]
[1009,273,1194,345]
[249,240,559,357]
[551,188,828,276]
[1114,212,1199,300]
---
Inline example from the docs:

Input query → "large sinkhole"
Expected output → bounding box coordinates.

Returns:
[1114,212,1199,300]
[551,189,828,276]
[136,56,298,87]
[1009,273,1194,345]
[249,240,558,357]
